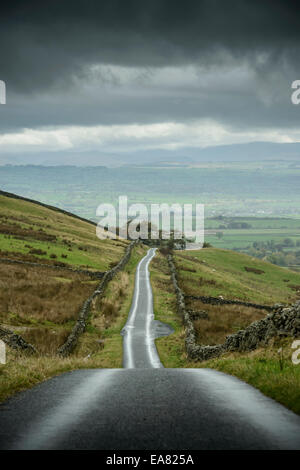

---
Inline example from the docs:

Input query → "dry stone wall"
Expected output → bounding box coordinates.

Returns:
[57,240,138,357]
[0,326,37,354]
[185,294,276,312]
[0,257,105,279]
[168,253,300,362]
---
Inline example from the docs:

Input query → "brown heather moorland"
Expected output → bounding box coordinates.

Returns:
[0,262,98,325]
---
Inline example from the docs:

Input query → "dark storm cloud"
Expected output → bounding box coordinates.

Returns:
[1,0,300,142]
[1,0,300,92]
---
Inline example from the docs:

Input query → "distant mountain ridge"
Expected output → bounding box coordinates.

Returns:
[1,141,300,167]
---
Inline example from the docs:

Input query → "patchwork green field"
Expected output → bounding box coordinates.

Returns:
[204,216,300,271]
[206,216,300,230]
[205,216,300,251]
[206,230,300,249]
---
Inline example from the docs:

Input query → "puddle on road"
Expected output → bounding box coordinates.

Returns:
[153,320,174,339]
[120,320,174,340]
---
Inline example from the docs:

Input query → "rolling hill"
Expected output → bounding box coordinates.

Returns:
[175,247,300,305]
[1,192,299,412]
[0,191,146,401]
[0,189,128,271]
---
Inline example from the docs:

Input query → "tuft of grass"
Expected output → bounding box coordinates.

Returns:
[0,348,112,403]
[21,327,71,355]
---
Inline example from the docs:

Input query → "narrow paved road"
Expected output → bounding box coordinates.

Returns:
[1,248,300,450]
[122,247,172,369]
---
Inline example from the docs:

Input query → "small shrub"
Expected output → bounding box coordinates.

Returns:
[244,266,265,275]
[78,246,87,251]
[109,261,118,269]
[288,284,300,291]
[199,277,217,286]
[159,246,172,256]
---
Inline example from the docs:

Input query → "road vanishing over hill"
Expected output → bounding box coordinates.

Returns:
[122,247,173,369]
[1,248,300,450]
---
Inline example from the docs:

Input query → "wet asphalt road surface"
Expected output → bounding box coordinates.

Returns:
[1,248,300,450]
[122,247,173,369]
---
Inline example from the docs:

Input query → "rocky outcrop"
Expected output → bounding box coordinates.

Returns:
[168,253,300,362]
[186,309,209,320]
[0,326,37,354]
[57,240,138,357]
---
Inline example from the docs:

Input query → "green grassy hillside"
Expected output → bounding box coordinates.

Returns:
[175,248,300,305]
[0,192,129,271]
[0,191,131,345]
[0,192,147,401]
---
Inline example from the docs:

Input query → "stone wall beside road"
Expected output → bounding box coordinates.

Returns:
[57,240,138,357]
[168,253,300,362]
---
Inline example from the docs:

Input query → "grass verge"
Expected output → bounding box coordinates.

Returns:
[150,252,187,367]
[200,340,300,415]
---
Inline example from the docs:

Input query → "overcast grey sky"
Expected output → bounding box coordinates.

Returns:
[1,0,300,160]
